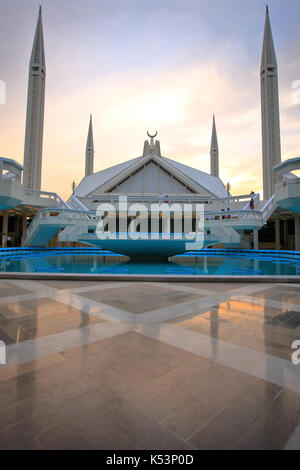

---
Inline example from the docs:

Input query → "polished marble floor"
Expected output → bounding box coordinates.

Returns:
[0,279,299,449]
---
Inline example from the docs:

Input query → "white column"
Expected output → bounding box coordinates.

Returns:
[203,256,208,273]
[21,215,28,247]
[22,215,27,235]
[2,212,8,235]
[295,215,300,252]
[0,159,3,181]
[284,220,288,250]
[253,230,259,250]
[2,212,8,247]
[275,216,280,250]
[240,231,249,249]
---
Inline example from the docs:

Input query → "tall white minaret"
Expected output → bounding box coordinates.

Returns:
[261,5,281,200]
[23,6,46,191]
[210,115,219,178]
[85,115,94,176]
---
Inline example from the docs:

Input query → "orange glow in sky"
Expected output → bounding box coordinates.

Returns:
[0,0,300,200]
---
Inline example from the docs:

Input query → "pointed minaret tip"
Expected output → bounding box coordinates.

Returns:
[211,115,218,147]
[30,5,46,69]
[87,114,94,146]
[85,115,94,176]
[210,115,219,178]
[38,5,43,20]
[261,3,277,71]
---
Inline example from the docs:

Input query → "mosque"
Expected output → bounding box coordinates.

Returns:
[0,6,300,255]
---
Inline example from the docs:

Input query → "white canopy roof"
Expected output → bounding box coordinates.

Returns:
[75,153,227,198]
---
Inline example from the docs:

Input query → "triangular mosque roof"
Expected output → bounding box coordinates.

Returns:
[75,157,141,197]
[160,156,226,198]
[74,153,227,198]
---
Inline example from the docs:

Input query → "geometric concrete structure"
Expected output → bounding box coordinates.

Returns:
[210,115,219,178]
[143,140,151,157]
[0,158,23,211]
[85,115,94,177]
[23,7,46,191]
[22,194,275,249]
[274,157,300,214]
[20,123,280,251]
[16,133,279,250]
[0,156,69,246]
[0,155,68,212]
[260,6,281,200]
[143,136,161,158]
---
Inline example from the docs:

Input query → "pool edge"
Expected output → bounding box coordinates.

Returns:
[0,272,300,283]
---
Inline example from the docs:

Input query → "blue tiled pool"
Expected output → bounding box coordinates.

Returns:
[0,248,300,276]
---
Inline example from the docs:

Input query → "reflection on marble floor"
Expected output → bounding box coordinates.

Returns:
[168,297,300,360]
[0,279,299,450]
[0,297,105,342]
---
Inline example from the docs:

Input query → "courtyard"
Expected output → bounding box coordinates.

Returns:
[0,279,299,449]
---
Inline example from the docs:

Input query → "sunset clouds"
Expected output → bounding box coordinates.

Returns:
[0,0,300,199]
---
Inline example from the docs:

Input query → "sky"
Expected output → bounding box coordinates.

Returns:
[0,0,300,200]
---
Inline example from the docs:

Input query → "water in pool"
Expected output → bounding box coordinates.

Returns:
[1,250,300,275]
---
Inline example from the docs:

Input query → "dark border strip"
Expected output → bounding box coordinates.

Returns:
[0,272,299,283]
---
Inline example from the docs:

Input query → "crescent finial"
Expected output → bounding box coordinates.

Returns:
[147,130,158,139]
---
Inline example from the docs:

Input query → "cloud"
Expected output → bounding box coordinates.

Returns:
[30,60,264,198]
[0,0,300,201]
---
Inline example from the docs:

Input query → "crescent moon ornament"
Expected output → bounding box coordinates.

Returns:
[147,130,158,151]
[147,130,158,139]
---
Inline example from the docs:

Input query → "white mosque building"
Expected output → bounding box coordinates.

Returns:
[1,6,300,254]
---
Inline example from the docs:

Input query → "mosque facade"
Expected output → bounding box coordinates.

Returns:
[0,6,299,251]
